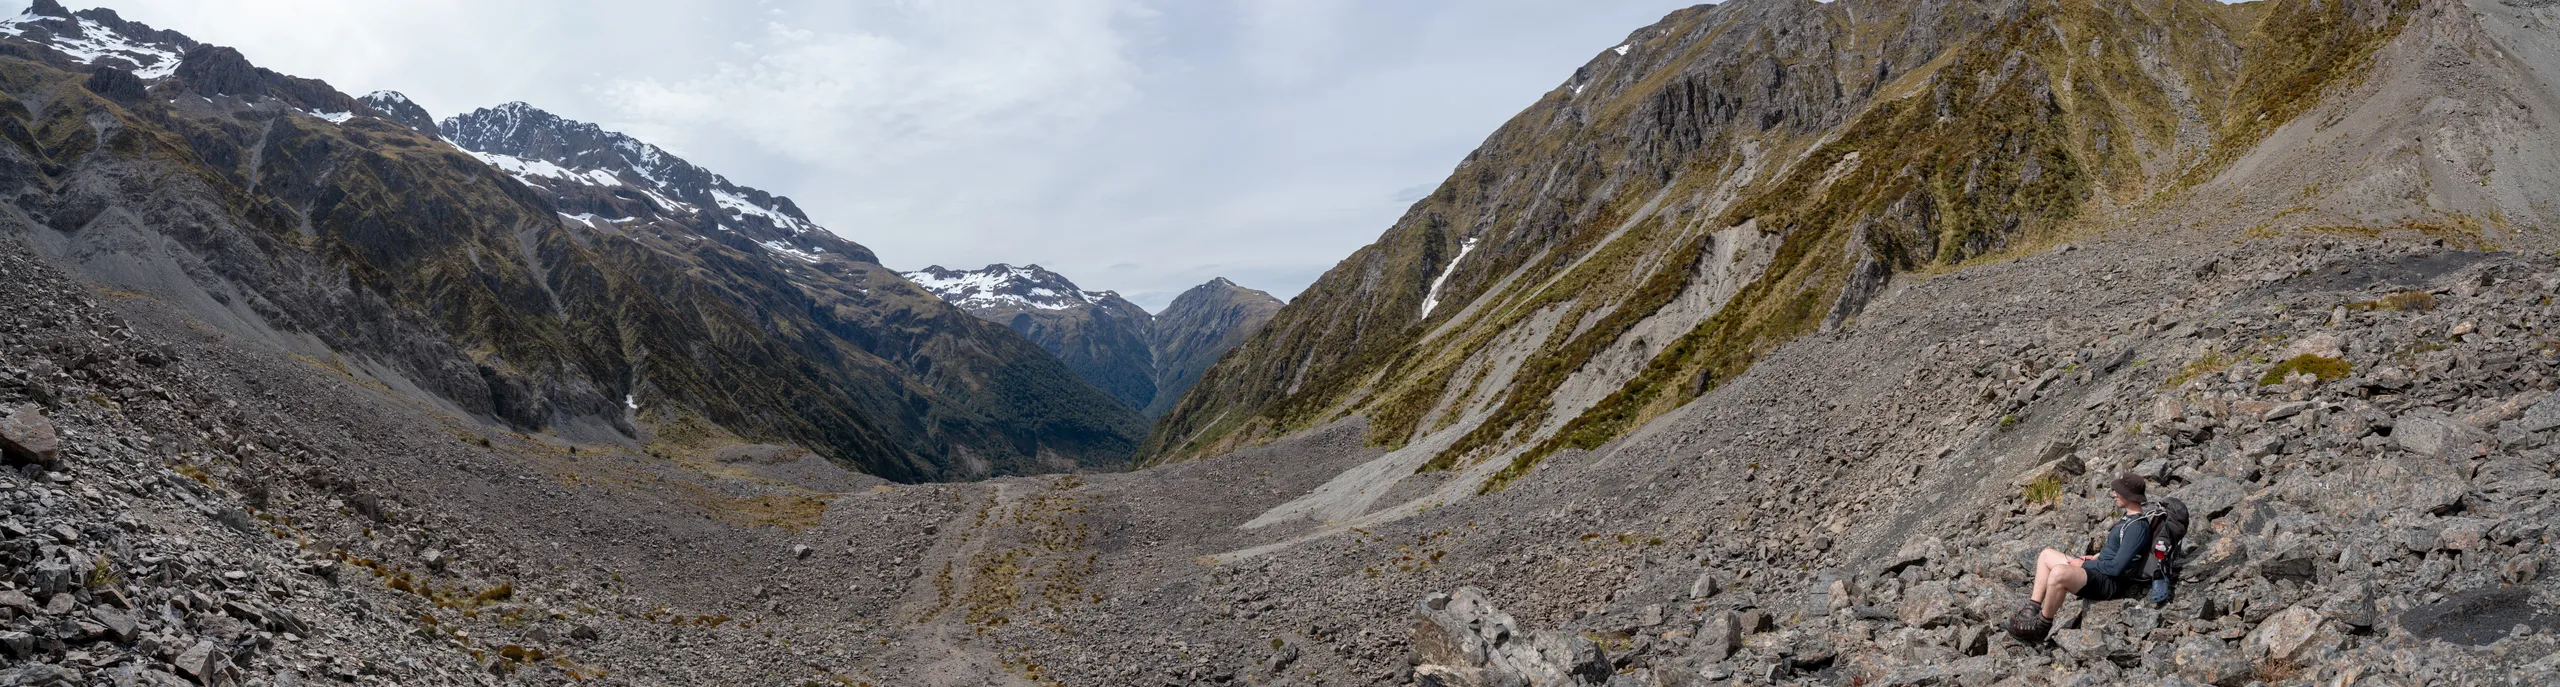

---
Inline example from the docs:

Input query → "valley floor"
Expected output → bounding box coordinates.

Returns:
[5,225,2559,686]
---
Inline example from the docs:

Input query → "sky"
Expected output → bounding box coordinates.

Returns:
[56,0,1701,310]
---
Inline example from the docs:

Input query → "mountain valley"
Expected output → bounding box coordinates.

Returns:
[1,0,2558,686]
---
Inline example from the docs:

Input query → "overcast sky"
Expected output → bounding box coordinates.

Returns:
[58,0,1699,310]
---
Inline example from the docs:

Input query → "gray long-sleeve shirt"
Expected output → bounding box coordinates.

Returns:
[2086,513,2152,579]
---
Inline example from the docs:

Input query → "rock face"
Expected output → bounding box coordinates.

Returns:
[0,15,1144,481]
[907,266,1283,417]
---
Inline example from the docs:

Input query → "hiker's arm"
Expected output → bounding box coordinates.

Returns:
[2086,519,2150,576]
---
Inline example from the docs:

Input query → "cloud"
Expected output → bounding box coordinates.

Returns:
[1231,0,1358,86]
[597,0,1148,167]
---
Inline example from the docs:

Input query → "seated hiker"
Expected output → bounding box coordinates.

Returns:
[2017,473,2151,636]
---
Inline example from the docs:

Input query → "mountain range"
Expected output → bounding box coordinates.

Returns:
[903,263,1283,417]
[0,0,1144,481]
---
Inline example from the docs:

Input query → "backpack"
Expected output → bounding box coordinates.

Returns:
[2135,497,2189,583]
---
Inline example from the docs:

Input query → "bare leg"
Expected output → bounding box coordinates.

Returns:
[2031,549,2071,604]
[2042,565,2089,619]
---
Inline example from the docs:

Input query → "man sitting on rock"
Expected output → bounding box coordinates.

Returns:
[2013,473,2151,641]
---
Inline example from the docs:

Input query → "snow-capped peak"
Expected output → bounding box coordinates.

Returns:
[0,2,195,80]
[903,264,1114,312]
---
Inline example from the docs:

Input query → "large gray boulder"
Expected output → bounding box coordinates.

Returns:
[0,404,60,466]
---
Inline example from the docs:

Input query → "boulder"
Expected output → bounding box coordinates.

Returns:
[2183,537,2249,582]
[0,404,60,466]
[1414,588,1513,667]
[2179,477,2247,519]
[30,559,78,596]
[1691,612,1740,660]
[2049,629,2108,661]
[2437,518,2494,551]
[2401,524,2442,553]
[1954,624,1989,657]
[2515,392,2560,435]
[2170,636,2250,687]
[173,639,223,683]
[1686,571,1720,600]
[1897,581,1958,629]
[90,606,136,642]
[1882,536,1942,575]
[2315,584,2376,632]
[2244,606,2338,666]
[2253,546,2319,583]
[1947,655,2000,687]
[2393,410,2489,459]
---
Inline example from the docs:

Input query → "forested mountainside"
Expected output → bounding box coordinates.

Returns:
[0,0,1143,481]
[910,264,1284,418]
[1146,0,2557,489]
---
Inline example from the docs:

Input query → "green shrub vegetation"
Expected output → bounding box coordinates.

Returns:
[2259,354,2351,385]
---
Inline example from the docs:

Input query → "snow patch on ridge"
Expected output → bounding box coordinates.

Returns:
[1419,236,1478,319]
[760,240,823,264]
[0,11,184,79]
[466,150,623,189]
[713,189,812,234]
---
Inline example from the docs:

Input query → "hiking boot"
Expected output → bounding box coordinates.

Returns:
[2005,607,2053,643]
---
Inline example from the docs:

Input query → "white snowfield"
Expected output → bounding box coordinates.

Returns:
[0,10,183,79]
[903,265,1109,311]
[464,150,624,189]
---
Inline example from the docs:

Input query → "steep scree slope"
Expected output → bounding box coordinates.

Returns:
[1146,0,2556,500]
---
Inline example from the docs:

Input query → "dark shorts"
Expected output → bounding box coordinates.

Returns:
[2075,573,2134,601]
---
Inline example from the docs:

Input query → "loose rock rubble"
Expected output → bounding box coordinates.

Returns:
[1369,239,2560,686]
